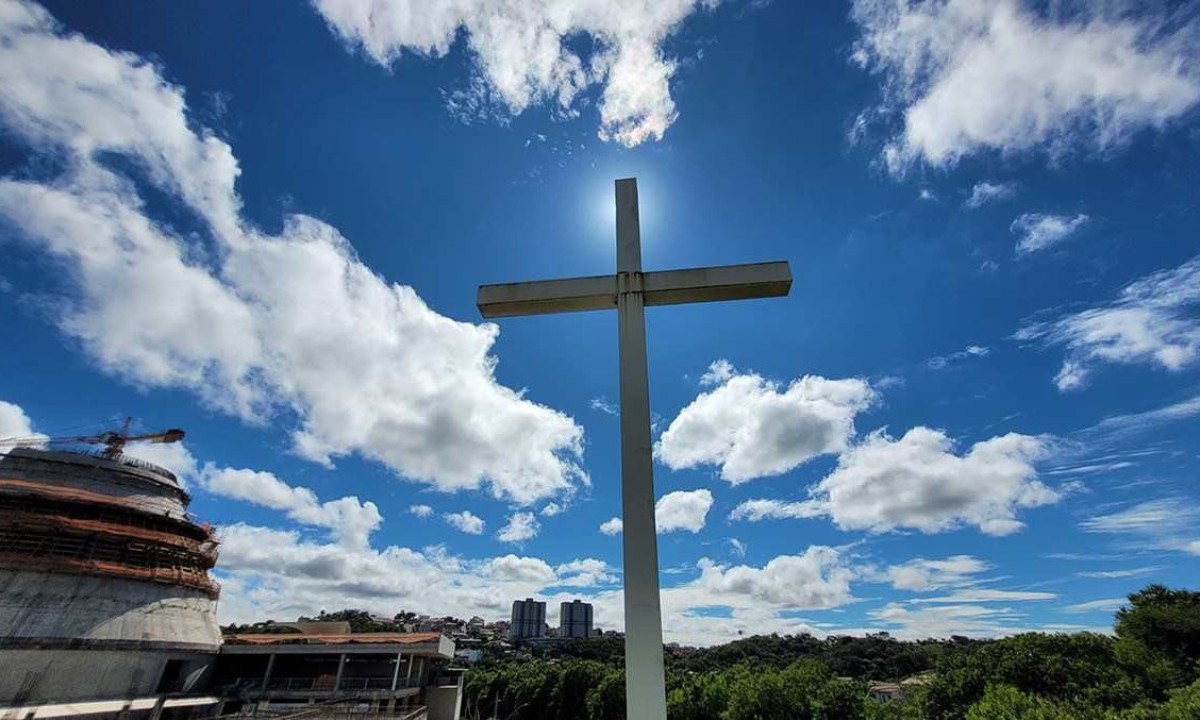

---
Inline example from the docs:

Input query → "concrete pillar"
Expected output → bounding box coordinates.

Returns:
[262,652,277,690]
[333,653,347,691]
[615,178,668,720]
[148,697,166,720]
[391,651,403,690]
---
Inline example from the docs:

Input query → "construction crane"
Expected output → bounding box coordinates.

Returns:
[0,417,185,458]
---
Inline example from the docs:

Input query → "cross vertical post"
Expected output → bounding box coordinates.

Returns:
[614,178,668,720]
[476,177,791,720]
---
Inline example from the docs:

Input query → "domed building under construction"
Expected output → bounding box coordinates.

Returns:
[0,425,223,716]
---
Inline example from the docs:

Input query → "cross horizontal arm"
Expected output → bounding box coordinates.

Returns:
[642,261,791,307]
[477,274,617,318]
[477,261,791,319]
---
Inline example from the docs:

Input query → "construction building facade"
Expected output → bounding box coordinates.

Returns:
[0,446,222,717]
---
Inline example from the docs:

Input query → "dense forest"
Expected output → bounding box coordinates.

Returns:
[462,585,1200,719]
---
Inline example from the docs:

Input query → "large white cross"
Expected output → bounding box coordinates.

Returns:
[477,178,791,719]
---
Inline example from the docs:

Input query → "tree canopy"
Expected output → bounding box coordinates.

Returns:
[457,583,1200,720]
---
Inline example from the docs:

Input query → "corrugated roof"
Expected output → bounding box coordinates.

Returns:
[223,632,442,646]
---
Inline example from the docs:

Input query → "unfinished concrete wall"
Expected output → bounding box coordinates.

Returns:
[0,649,214,705]
[425,676,463,720]
[0,448,222,707]
[0,448,188,517]
[0,570,220,647]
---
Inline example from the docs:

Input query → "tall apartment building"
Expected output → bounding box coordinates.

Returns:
[509,598,546,640]
[559,599,594,639]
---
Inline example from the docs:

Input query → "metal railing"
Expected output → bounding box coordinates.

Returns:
[338,677,402,691]
[231,677,420,693]
[217,701,427,719]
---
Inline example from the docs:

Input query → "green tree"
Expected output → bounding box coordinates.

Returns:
[553,660,611,720]
[922,633,1139,719]
[1158,677,1200,719]
[814,677,868,719]
[585,670,625,720]
[1116,585,1200,691]
[723,659,838,720]
[666,670,729,720]
[965,684,1083,720]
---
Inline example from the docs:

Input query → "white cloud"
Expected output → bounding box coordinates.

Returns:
[444,510,486,534]
[869,602,1023,639]
[213,511,853,645]
[733,428,1056,536]
[1064,598,1126,614]
[1015,254,1200,391]
[1011,213,1089,255]
[1081,499,1186,534]
[729,498,822,522]
[927,344,989,370]
[554,558,618,587]
[1079,498,1200,553]
[0,399,41,445]
[699,359,736,387]
[497,511,539,542]
[0,1,586,505]
[208,478,626,628]
[918,187,937,201]
[851,0,1200,173]
[885,555,989,591]
[540,502,562,516]
[1075,566,1162,579]
[727,538,747,558]
[209,522,1097,643]
[910,589,1056,603]
[689,546,855,610]
[483,554,556,584]
[655,489,713,534]
[656,362,875,483]
[311,0,724,147]
[215,524,550,627]
[1081,394,1200,440]
[409,504,434,518]
[965,181,1017,208]
[200,465,382,548]
[123,441,200,486]
[599,516,623,535]
[589,397,619,416]
[200,472,1062,645]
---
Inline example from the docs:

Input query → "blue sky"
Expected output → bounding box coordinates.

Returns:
[0,0,1198,644]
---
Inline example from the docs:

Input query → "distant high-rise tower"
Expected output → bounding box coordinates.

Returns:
[560,599,593,639]
[509,598,546,640]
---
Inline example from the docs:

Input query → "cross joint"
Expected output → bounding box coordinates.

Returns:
[617,271,644,295]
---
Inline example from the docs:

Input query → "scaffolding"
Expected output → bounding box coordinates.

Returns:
[0,452,221,599]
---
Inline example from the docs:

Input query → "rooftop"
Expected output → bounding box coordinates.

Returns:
[223,632,443,646]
